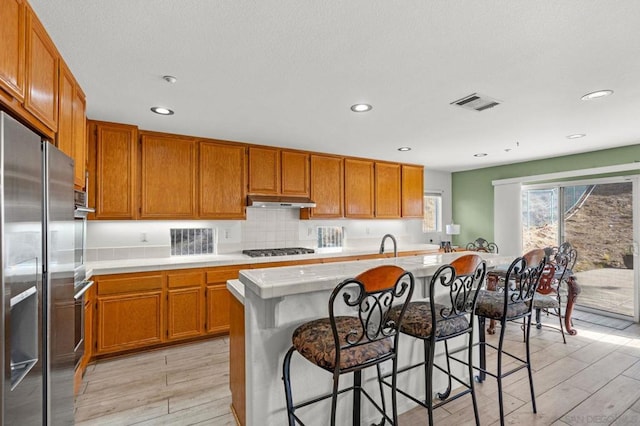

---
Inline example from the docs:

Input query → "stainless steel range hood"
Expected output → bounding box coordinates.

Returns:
[247,195,316,208]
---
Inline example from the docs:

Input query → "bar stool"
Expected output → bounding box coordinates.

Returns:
[282,265,415,425]
[383,254,487,426]
[472,249,547,426]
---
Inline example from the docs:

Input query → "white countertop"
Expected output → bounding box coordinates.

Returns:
[239,252,514,299]
[86,243,441,276]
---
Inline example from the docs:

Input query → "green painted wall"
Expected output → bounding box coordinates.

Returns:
[451,144,640,246]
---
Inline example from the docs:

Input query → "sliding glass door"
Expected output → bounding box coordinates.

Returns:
[522,179,635,318]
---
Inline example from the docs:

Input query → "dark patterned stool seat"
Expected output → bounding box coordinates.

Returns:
[389,302,469,339]
[532,293,558,310]
[292,316,392,371]
[475,290,530,320]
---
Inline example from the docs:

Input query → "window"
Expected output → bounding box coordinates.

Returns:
[423,193,442,233]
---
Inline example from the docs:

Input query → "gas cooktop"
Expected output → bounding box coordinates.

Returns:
[242,247,315,257]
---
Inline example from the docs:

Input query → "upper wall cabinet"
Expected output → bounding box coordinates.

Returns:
[248,147,310,197]
[281,150,310,197]
[0,0,26,101]
[89,121,138,220]
[344,158,374,218]
[140,133,198,219]
[24,7,59,131]
[301,154,343,219]
[375,162,401,218]
[57,59,86,188]
[199,141,247,219]
[401,164,424,218]
[248,147,279,194]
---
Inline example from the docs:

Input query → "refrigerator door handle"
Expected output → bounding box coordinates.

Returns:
[74,280,94,300]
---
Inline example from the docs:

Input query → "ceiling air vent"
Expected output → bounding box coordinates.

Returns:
[451,93,501,112]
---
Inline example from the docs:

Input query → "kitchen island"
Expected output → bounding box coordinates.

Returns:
[230,252,513,426]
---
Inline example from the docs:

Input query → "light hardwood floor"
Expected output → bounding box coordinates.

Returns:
[76,314,640,425]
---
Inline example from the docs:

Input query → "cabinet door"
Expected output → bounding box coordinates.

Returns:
[375,162,401,218]
[25,8,58,131]
[140,134,197,218]
[302,155,343,218]
[248,146,280,194]
[401,164,424,218]
[96,291,163,354]
[345,158,374,218]
[83,291,93,363]
[57,61,74,158]
[92,121,137,219]
[199,141,246,219]
[0,0,26,101]
[71,85,86,188]
[281,150,309,197]
[206,284,231,334]
[167,287,204,340]
[166,271,204,341]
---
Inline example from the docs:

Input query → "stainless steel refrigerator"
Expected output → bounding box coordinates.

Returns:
[1,111,75,425]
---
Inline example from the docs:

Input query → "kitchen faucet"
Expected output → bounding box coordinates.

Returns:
[379,234,398,257]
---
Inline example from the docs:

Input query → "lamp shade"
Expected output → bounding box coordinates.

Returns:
[445,224,460,235]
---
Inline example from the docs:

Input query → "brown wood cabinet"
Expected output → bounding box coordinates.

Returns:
[301,154,343,219]
[401,164,424,218]
[140,133,197,219]
[0,0,26,101]
[57,59,86,188]
[248,147,310,197]
[24,7,59,131]
[344,158,374,218]
[89,121,138,219]
[375,162,401,218]
[95,273,164,355]
[281,150,310,196]
[248,146,280,195]
[167,271,205,341]
[205,266,249,335]
[199,141,247,219]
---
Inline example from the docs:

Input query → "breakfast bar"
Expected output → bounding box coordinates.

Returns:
[229,252,513,426]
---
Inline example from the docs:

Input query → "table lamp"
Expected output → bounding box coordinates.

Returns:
[442,223,460,251]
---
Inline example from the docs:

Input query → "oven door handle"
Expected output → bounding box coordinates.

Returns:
[74,280,95,300]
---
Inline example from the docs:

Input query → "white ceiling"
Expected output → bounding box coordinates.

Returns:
[29,0,640,172]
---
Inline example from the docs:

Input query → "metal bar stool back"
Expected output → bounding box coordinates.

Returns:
[282,265,415,425]
[383,254,487,426]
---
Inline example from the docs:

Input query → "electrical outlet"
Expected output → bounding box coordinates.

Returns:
[224,229,230,239]
[141,232,148,243]
[366,227,370,235]
[307,227,313,237]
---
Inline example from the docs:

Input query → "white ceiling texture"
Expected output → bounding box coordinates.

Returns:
[28,0,640,171]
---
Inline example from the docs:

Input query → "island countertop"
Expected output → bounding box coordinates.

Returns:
[238,251,514,299]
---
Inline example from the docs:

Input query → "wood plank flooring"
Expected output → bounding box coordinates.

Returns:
[76,314,640,425]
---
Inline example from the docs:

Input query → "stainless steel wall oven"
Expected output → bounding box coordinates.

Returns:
[73,190,94,367]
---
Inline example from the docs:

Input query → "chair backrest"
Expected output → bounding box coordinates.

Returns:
[329,265,414,355]
[429,254,487,333]
[466,237,499,253]
[535,263,556,295]
[504,248,547,310]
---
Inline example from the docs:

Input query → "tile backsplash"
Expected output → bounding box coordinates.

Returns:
[86,208,425,261]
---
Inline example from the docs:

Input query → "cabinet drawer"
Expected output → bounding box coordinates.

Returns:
[206,265,250,284]
[167,271,204,288]
[97,274,163,295]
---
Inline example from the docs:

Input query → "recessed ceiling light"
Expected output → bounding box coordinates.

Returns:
[567,133,586,139]
[151,106,174,115]
[581,90,613,100]
[397,147,411,152]
[350,103,372,112]
[162,75,177,84]
[474,153,488,157]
